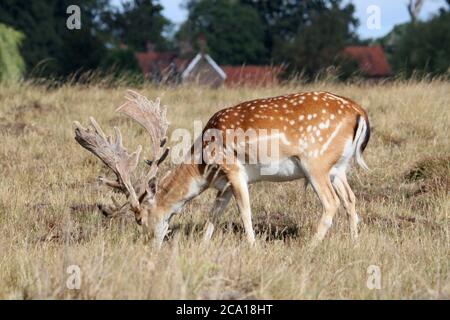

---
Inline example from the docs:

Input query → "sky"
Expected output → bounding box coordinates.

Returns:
[159,0,447,39]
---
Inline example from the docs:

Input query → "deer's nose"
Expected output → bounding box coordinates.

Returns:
[135,216,142,225]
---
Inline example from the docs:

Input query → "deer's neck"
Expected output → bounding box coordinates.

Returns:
[155,163,207,218]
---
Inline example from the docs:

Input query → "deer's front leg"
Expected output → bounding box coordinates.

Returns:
[151,217,169,248]
[227,170,255,244]
[203,188,233,243]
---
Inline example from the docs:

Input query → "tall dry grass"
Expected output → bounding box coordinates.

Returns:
[0,79,448,299]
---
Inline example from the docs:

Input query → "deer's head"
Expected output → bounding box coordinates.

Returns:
[74,91,170,241]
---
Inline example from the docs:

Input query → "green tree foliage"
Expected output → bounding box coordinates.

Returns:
[241,0,358,63]
[241,0,329,63]
[0,0,171,77]
[391,8,450,76]
[100,47,141,75]
[56,0,110,76]
[377,23,409,63]
[274,1,357,77]
[0,23,25,82]
[178,0,267,65]
[0,1,62,75]
[104,0,171,52]
[270,0,359,79]
[0,0,110,77]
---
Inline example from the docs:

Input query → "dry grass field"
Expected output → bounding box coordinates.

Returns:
[0,79,448,299]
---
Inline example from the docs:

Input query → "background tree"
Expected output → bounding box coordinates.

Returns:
[391,6,450,76]
[177,0,266,65]
[241,0,330,63]
[105,0,171,52]
[56,0,110,77]
[100,47,141,76]
[271,0,359,79]
[0,0,110,77]
[0,23,25,83]
[0,1,63,75]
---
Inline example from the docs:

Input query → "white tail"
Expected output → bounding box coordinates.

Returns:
[354,116,370,171]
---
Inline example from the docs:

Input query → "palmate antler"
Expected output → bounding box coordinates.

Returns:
[74,90,169,218]
[117,90,170,192]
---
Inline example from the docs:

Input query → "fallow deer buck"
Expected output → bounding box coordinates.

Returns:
[74,90,370,246]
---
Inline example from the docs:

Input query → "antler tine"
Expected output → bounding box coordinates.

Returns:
[116,90,170,191]
[89,116,107,141]
[113,126,124,149]
[74,117,141,212]
[117,90,169,160]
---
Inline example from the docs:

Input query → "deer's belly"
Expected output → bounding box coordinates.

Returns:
[243,157,305,183]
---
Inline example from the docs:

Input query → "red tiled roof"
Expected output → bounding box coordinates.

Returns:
[135,51,189,75]
[222,65,284,87]
[343,46,391,77]
[136,50,285,86]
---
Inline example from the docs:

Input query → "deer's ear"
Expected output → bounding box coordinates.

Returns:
[138,178,157,203]
[147,178,157,197]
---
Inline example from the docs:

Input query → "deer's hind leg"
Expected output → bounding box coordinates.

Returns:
[331,172,359,240]
[304,165,341,245]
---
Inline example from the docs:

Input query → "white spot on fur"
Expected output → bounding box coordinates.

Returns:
[322,215,332,228]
